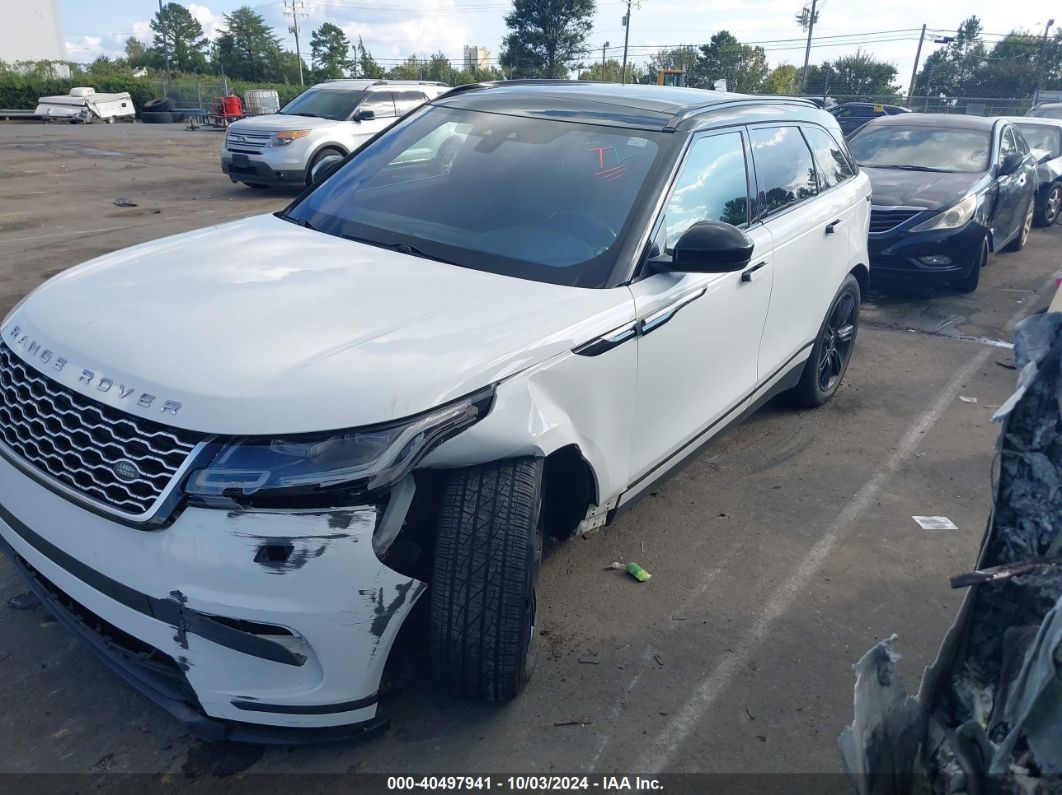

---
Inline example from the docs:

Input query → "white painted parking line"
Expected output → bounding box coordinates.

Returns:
[623,290,1046,774]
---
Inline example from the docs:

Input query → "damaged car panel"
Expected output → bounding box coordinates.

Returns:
[840,310,1062,793]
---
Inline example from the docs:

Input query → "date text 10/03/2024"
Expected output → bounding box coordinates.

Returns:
[386,776,664,791]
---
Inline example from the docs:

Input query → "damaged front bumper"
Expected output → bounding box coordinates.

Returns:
[0,454,425,743]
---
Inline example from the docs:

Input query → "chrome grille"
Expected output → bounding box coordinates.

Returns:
[0,344,203,516]
[225,129,272,153]
[870,206,922,233]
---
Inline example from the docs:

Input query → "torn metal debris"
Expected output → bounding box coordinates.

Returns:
[840,311,1062,795]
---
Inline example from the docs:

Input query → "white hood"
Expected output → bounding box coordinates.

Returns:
[228,114,338,132]
[6,215,634,435]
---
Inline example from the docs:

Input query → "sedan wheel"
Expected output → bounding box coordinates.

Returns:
[1036,183,1062,227]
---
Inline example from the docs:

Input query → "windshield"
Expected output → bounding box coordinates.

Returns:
[848,125,991,172]
[1016,123,1062,157]
[280,88,365,120]
[285,106,670,287]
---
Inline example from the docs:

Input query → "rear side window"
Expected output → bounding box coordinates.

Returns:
[750,126,818,216]
[394,90,428,116]
[661,132,749,252]
[802,126,856,190]
[1016,123,1061,157]
[360,91,396,119]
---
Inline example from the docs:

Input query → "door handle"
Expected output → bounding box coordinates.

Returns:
[825,219,842,234]
[741,261,768,283]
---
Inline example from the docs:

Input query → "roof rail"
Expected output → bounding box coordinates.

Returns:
[665,95,817,129]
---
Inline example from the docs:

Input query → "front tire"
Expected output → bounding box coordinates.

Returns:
[430,457,544,702]
[790,274,860,408]
[953,237,987,293]
[306,147,344,187]
[1035,183,1062,227]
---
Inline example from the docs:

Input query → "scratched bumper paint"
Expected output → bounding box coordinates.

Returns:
[0,453,424,729]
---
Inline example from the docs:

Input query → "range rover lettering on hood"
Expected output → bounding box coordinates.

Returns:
[6,324,182,415]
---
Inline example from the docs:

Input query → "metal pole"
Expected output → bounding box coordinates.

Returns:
[158,0,171,94]
[799,0,817,93]
[907,24,926,107]
[1033,19,1055,107]
[601,41,609,81]
[285,0,304,86]
[621,0,632,85]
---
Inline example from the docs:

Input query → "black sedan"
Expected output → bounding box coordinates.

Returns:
[848,114,1037,293]
[831,102,910,136]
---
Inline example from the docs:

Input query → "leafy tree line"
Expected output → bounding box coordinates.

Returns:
[913,16,1062,100]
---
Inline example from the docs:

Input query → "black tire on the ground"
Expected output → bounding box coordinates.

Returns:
[430,457,544,702]
[142,97,173,113]
[953,236,987,294]
[789,273,860,408]
[1003,199,1034,252]
[1035,183,1062,227]
[306,146,345,186]
[141,111,176,124]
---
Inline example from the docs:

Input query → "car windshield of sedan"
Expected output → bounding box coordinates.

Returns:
[284,106,669,287]
[848,126,991,173]
[279,89,365,120]
[1016,123,1062,158]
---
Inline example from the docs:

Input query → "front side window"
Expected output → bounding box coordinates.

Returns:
[285,106,670,287]
[802,125,856,190]
[661,132,749,253]
[848,125,991,173]
[1016,123,1061,158]
[750,126,818,216]
[280,89,366,121]
[360,91,396,119]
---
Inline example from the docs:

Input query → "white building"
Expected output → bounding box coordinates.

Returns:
[0,0,68,73]
[463,46,490,73]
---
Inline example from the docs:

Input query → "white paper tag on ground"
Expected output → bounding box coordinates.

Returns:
[913,515,959,530]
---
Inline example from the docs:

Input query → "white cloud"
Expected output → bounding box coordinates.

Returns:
[188,4,225,41]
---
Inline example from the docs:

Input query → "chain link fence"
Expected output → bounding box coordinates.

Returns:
[818,93,1033,116]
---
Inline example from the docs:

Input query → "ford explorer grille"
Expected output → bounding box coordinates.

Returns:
[0,344,203,517]
[869,207,922,233]
[225,129,272,153]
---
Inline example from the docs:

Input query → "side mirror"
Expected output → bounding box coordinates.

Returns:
[999,152,1024,176]
[310,154,344,185]
[354,109,375,122]
[657,221,754,273]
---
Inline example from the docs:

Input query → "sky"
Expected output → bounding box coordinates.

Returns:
[60,0,1058,88]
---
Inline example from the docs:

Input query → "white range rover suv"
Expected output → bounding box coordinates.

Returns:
[0,82,869,742]
[221,78,449,189]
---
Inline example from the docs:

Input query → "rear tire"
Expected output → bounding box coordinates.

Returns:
[953,237,987,293]
[1003,199,1034,252]
[1035,183,1062,227]
[430,457,544,702]
[790,274,860,408]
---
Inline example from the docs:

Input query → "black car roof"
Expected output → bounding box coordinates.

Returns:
[433,80,822,131]
[864,112,1001,131]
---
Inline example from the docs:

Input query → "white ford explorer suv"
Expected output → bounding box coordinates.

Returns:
[221,78,449,189]
[0,82,870,742]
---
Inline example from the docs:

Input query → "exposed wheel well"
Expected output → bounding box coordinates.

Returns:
[849,264,869,298]
[542,445,597,539]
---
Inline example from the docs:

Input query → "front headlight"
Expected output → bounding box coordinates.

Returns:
[272,129,312,147]
[910,194,978,232]
[185,388,493,506]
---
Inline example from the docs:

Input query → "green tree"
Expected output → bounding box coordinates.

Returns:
[355,36,385,79]
[766,63,799,94]
[809,50,899,99]
[692,31,768,93]
[310,22,352,80]
[150,2,208,73]
[578,58,642,83]
[499,0,596,79]
[214,7,282,81]
[387,54,424,80]
[914,16,987,98]
[124,37,155,70]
